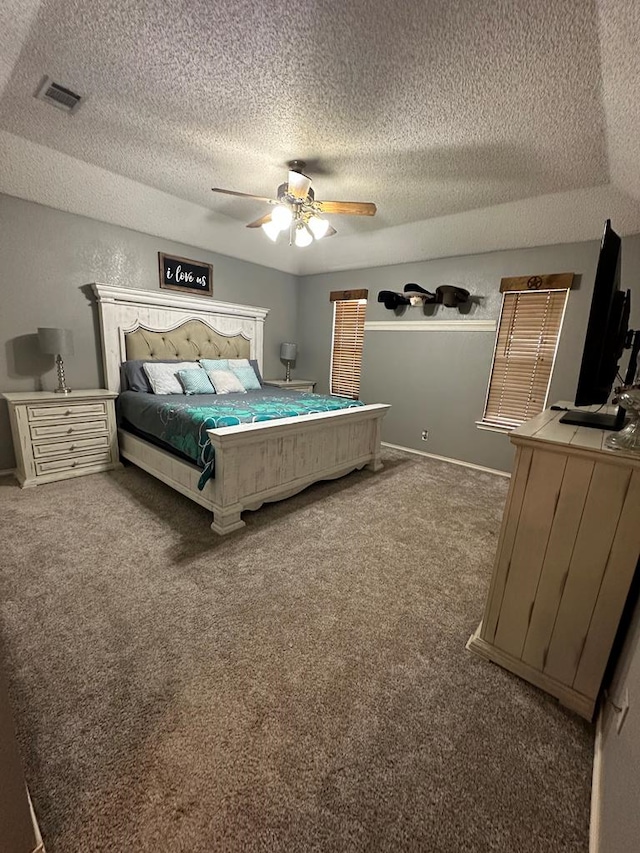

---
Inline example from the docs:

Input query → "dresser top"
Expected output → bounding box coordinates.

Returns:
[3,389,117,403]
[512,403,639,465]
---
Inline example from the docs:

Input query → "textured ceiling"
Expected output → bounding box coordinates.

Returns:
[0,0,639,275]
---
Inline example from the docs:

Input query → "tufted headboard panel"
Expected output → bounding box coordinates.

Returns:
[125,319,250,361]
[92,283,269,392]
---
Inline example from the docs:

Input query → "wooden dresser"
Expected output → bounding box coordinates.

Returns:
[468,406,640,720]
[3,389,121,486]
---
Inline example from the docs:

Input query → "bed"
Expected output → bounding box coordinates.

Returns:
[92,283,390,534]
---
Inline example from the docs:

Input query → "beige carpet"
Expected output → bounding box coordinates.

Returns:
[0,448,593,852]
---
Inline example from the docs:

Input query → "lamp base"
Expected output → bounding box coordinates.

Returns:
[54,354,71,394]
[285,361,292,382]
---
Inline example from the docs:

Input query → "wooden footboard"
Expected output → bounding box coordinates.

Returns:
[119,403,390,534]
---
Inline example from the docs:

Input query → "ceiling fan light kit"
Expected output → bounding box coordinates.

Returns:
[212,160,376,248]
[294,224,313,248]
[261,219,281,242]
[271,204,293,229]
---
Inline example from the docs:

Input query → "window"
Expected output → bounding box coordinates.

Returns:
[480,275,572,429]
[330,289,368,398]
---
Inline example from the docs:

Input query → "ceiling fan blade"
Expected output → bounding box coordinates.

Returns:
[287,170,312,200]
[315,201,377,216]
[246,213,273,228]
[324,225,338,238]
[212,187,278,204]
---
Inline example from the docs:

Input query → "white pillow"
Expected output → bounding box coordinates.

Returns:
[143,361,196,394]
[207,369,246,394]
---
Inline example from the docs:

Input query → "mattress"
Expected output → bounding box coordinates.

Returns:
[117,388,364,489]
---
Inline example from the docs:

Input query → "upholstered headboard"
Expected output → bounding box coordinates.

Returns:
[92,283,269,392]
[124,319,251,361]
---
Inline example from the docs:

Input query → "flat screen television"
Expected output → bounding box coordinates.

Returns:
[560,219,636,431]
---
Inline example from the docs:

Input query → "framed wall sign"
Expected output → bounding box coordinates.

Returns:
[158,252,213,297]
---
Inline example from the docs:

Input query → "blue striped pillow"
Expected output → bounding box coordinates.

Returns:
[178,368,215,395]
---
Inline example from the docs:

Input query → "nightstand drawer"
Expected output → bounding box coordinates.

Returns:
[35,450,112,476]
[27,401,107,421]
[33,434,111,459]
[30,418,109,441]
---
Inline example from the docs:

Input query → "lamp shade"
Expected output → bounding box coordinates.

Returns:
[38,328,74,357]
[280,342,297,361]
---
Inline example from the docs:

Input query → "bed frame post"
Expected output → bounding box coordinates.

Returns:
[366,416,384,472]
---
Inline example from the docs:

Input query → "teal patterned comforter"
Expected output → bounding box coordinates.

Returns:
[118,389,364,489]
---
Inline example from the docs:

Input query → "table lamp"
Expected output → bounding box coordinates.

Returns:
[280,342,297,382]
[38,328,74,394]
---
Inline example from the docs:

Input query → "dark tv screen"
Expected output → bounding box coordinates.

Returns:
[574,220,628,407]
[560,219,632,430]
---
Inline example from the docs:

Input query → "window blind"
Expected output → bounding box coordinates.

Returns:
[481,289,569,429]
[330,298,367,398]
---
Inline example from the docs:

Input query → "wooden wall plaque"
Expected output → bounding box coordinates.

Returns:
[158,253,213,297]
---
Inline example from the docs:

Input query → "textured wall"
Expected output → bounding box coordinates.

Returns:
[0,193,298,470]
[3,192,639,476]
[296,236,640,472]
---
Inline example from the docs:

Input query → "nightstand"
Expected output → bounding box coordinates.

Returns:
[263,379,317,393]
[3,389,121,487]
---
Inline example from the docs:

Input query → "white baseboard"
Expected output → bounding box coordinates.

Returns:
[0,468,16,478]
[590,709,604,853]
[382,442,511,478]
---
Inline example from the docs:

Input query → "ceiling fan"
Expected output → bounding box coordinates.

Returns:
[212,160,377,248]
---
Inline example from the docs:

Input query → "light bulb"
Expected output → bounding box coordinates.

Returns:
[271,204,293,230]
[262,220,281,242]
[308,215,330,239]
[294,225,313,248]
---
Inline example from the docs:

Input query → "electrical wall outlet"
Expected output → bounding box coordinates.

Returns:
[421,430,429,441]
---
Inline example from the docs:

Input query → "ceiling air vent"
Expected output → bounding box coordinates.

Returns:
[35,76,83,114]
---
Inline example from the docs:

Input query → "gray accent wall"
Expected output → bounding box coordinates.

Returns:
[0,194,298,470]
[296,237,640,472]
[2,192,639,476]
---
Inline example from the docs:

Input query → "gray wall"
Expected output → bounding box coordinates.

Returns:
[0,194,298,470]
[297,237,640,472]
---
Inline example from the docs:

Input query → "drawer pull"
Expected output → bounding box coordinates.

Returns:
[65,410,71,416]
[67,427,73,434]
[69,444,75,451]
[71,461,77,467]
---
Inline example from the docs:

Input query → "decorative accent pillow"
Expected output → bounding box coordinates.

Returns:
[121,359,186,392]
[207,369,246,394]
[229,362,261,391]
[177,368,215,395]
[143,361,196,395]
[250,359,264,385]
[199,358,230,372]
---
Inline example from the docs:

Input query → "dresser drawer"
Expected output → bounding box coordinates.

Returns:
[35,450,112,476]
[33,434,111,459]
[27,401,107,422]
[30,418,109,441]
